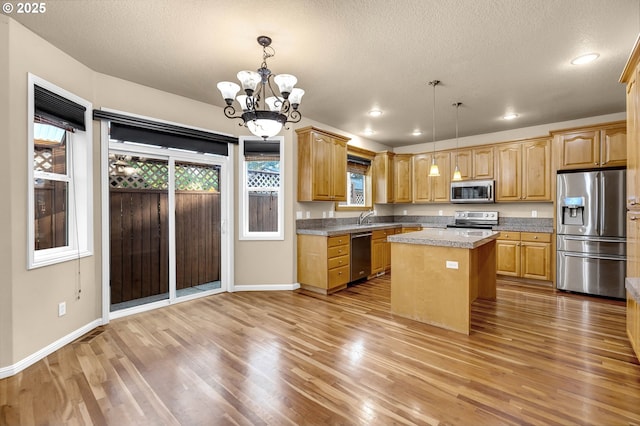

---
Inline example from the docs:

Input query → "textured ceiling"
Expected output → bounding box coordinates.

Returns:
[8,0,640,147]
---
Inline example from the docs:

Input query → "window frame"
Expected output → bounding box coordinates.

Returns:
[238,136,284,241]
[27,74,93,269]
[335,146,375,212]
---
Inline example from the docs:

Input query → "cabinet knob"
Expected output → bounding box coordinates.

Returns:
[338,250,342,253]
[632,216,638,221]
[534,236,538,239]
[595,162,599,165]
[338,272,342,275]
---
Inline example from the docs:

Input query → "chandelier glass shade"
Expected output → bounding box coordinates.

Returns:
[217,36,304,139]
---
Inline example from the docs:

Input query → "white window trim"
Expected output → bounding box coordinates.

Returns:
[238,136,284,241]
[27,74,93,269]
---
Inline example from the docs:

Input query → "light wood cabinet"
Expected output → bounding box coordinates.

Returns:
[296,126,349,202]
[297,234,350,294]
[553,122,626,171]
[621,38,640,362]
[393,154,413,203]
[496,138,551,201]
[496,231,551,281]
[628,212,640,278]
[373,151,394,204]
[450,147,494,180]
[496,232,521,276]
[371,228,398,274]
[628,292,640,360]
[413,152,450,202]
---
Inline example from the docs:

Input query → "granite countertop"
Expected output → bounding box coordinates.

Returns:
[387,228,499,249]
[296,222,553,236]
[626,278,640,302]
[296,222,434,237]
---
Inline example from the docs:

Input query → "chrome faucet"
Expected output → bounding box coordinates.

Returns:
[358,210,375,225]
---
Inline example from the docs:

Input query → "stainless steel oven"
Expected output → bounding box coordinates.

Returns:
[450,180,495,203]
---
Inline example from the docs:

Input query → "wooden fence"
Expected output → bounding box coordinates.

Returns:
[248,192,278,232]
[109,189,221,304]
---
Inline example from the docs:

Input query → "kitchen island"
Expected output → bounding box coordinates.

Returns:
[387,228,499,335]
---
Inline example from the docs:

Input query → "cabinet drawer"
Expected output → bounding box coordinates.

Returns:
[328,265,350,287]
[372,228,395,239]
[328,244,350,258]
[521,232,551,243]
[498,231,521,241]
[328,235,349,247]
[328,254,350,270]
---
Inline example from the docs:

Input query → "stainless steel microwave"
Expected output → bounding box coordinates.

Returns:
[450,180,495,203]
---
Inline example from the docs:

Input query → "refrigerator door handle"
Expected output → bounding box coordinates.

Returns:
[561,252,625,262]
[596,171,602,235]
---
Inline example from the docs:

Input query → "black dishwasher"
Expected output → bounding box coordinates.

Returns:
[350,232,372,282]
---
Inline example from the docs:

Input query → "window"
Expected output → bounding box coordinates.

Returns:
[28,74,93,269]
[336,148,374,211]
[239,136,284,240]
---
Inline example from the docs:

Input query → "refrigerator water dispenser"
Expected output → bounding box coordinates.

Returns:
[560,196,585,226]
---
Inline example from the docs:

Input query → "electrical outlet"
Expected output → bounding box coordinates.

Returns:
[296,211,302,219]
[446,261,459,269]
[531,210,538,218]
[403,209,408,215]
[58,302,66,317]
[322,211,327,218]
[438,210,443,216]
[328,211,334,218]
[305,211,311,219]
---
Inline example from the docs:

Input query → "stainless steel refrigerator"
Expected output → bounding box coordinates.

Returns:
[556,169,626,299]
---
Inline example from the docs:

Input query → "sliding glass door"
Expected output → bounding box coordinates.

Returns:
[174,161,222,297]
[107,145,228,316]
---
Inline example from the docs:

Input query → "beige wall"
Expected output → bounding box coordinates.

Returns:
[5,16,97,365]
[0,16,12,367]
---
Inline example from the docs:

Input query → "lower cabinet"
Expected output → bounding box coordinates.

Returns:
[371,228,398,275]
[628,292,640,360]
[496,231,552,281]
[297,234,350,294]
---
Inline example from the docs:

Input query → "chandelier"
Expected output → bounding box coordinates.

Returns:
[216,36,304,140]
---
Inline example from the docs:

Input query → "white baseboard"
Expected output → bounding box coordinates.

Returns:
[232,283,300,292]
[0,319,103,379]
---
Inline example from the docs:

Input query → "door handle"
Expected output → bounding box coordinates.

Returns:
[561,252,625,262]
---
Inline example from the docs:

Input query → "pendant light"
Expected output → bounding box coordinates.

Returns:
[452,102,463,181]
[428,80,440,177]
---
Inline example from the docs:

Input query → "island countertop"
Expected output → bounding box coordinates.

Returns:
[387,228,499,249]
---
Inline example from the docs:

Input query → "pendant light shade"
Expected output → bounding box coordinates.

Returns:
[452,102,463,181]
[428,80,440,177]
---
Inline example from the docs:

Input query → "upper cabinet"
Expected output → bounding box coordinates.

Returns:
[373,151,394,203]
[496,138,551,202]
[450,147,494,181]
[296,126,349,202]
[622,45,640,209]
[553,122,627,171]
[413,152,450,203]
[393,154,413,203]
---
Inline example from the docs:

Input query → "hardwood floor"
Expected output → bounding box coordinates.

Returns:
[1,276,639,425]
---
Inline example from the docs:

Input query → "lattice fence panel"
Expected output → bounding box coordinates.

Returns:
[248,170,279,188]
[109,159,168,190]
[175,163,219,191]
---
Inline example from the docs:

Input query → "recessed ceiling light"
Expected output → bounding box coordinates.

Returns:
[412,130,422,136]
[368,109,383,117]
[571,53,599,65]
[363,128,375,135]
[503,113,519,120]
